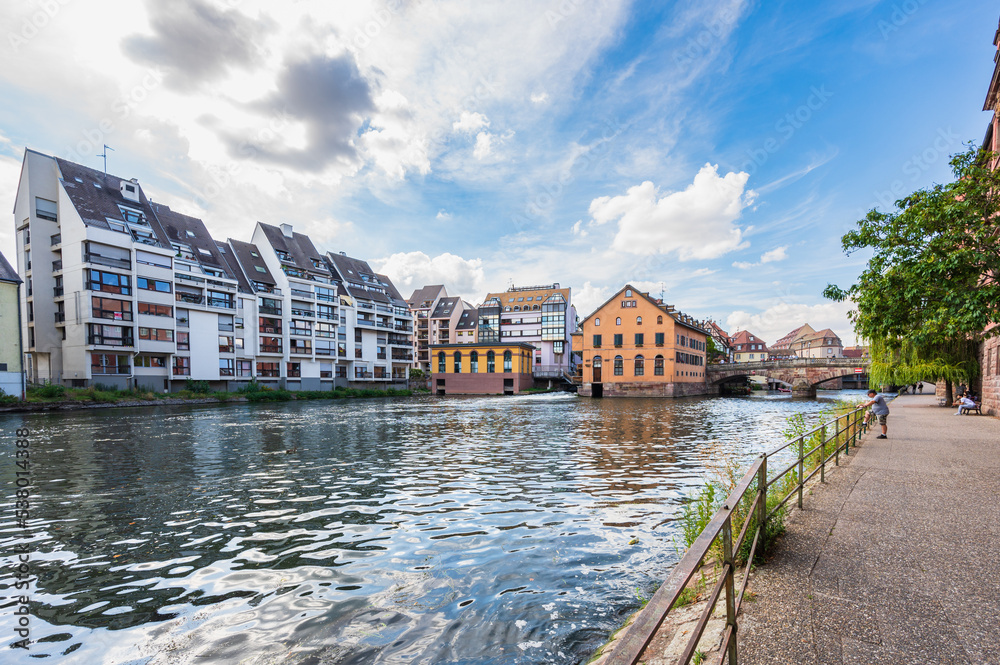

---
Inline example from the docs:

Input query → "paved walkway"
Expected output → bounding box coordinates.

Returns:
[738,394,1000,665]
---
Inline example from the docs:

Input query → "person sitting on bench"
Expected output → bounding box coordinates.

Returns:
[954,394,976,415]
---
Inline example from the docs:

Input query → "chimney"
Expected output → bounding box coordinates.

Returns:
[280,223,293,238]
[120,179,140,203]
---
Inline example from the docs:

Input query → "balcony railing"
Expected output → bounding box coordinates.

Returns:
[53,287,64,297]
[357,319,375,327]
[290,308,314,318]
[289,327,312,336]
[50,234,61,246]
[54,312,65,323]
[52,260,62,271]
[290,289,313,299]
[316,348,333,356]
[357,302,374,310]
[85,253,131,270]
[176,293,204,305]
[259,305,282,315]
[259,344,283,354]
[207,297,235,309]
[89,335,135,347]
[219,368,234,376]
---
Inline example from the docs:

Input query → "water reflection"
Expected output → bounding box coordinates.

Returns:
[0,391,863,663]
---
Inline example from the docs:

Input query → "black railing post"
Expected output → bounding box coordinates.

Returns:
[722,515,738,665]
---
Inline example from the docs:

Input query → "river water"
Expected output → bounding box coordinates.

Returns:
[0,390,865,664]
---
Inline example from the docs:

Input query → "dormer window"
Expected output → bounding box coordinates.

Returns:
[119,206,146,225]
[186,230,196,238]
[120,180,140,202]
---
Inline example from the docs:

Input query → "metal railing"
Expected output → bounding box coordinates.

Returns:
[604,406,868,665]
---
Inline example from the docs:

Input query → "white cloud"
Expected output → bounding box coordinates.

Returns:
[573,281,612,319]
[436,209,452,221]
[692,268,717,277]
[453,111,490,133]
[733,245,788,269]
[571,220,588,237]
[589,163,755,259]
[375,251,486,301]
[726,301,855,347]
[473,131,493,160]
[760,246,788,263]
[530,91,549,104]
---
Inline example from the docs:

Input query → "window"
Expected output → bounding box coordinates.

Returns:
[138,327,173,342]
[635,333,644,346]
[593,334,602,347]
[260,337,282,353]
[119,206,146,225]
[614,334,623,346]
[287,363,301,378]
[654,355,664,375]
[438,352,446,373]
[254,266,267,273]
[137,277,171,293]
[635,355,644,376]
[134,355,166,368]
[35,197,58,221]
[207,290,234,308]
[615,317,621,326]
[655,332,664,345]
[219,316,234,332]
[749,353,755,359]
[219,358,234,376]
[259,317,282,334]
[625,289,632,297]
[88,324,133,347]
[317,304,336,320]
[138,302,171,317]
[487,350,495,373]
[177,332,189,350]
[503,350,513,372]
[657,315,663,324]
[88,269,131,295]
[172,356,191,376]
[595,318,600,326]
[636,316,642,325]
[316,322,335,338]
[470,351,479,373]
[92,353,129,375]
[554,340,564,354]
[92,296,132,321]
[257,362,280,377]
[219,335,234,353]
[614,355,624,376]
[454,351,462,373]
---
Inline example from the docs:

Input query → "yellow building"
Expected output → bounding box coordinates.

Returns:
[430,342,535,395]
[578,285,710,398]
[0,252,24,399]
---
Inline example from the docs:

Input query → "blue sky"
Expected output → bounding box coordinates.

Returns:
[1,0,996,344]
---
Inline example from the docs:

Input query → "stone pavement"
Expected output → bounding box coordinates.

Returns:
[738,394,1000,665]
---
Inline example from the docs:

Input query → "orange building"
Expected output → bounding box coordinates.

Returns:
[430,342,535,395]
[578,285,711,398]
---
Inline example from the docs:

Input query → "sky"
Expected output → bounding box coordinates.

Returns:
[1,0,997,346]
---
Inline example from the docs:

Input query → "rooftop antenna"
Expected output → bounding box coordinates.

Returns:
[659,282,665,301]
[97,144,114,175]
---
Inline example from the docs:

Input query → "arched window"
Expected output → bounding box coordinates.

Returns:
[654,355,664,376]
[614,355,624,376]
[486,350,495,373]
[616,317,622,325]
[438,351,446,373]
[532,304,539,310]
[504,306,511,311]
[636,316,642,325]
[513,306,520,311]
[657,315,663,324]
[470,350,479,373]
[634,354,644,376]
[595,317,601,326]
[625,289,632,297]
[503,350,512,372]
[593,355,602,368]
[454,351,462,373]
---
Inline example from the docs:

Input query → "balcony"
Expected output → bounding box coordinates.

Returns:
[54,312,65,323]
[259,305,282,315]
[88,335,135,347]
[176,293,204,305]
[219,368,234,377]
[207,297,235,309]
[316,348,333,356]
[290,288,313,299]
[357,319,375,327]
[52,260,62,272]
[53,287,64,297]
[290,308,314,318]
[289,327,312,336]
[50,234,61,246]
[173,367,191,376]
[357,302,374,310]
[259,344,283,354]
[391,352,413,361]
[85,253,131,270]
[354,370,373,379]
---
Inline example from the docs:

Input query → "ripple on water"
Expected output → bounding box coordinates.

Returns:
[0,391,865,664]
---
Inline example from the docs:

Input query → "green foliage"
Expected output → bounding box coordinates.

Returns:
[825,144,1000,386]
[0,388,19,404]
[408,368,426,379]
[32,383,66,399]
[184,379,211,394]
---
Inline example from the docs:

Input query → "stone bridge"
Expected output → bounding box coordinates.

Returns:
[707,358,870,396]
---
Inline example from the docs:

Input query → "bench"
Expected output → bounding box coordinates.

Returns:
[958,400,983,415]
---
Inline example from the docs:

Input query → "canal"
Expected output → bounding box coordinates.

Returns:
[0,390,866,664]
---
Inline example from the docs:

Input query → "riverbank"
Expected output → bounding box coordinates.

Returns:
[0,384,420,413]
[738,393,1000,663]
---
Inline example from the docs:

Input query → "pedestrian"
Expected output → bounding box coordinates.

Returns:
[917,382,923,394]
[859,389,889,439]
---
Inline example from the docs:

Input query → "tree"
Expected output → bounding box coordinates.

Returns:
[824,144,1000,401]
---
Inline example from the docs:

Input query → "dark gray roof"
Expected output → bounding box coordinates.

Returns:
[431,297,460,318]
[0,251,21,284]
[407,284,446,308]
[228,239,276,287]
[150,203,232,275]
[456,308,478,330]
[258,223,334,280]
[325,253,405,306]
[217,241,254,293]
[376,273,406,305]
[55,158,171,248]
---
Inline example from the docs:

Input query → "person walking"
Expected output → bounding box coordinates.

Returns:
[859,389,890,439]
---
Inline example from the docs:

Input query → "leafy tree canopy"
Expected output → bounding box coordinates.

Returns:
[824,144,999,387]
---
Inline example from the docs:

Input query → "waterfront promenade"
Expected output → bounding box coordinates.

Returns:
[739,394,1000,664]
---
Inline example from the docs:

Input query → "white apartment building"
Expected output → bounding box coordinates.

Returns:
[13,150,412,391]
[481,284,577,379]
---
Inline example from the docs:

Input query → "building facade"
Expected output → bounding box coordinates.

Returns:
[407,285,448,372]
[979,16,1000,416]
[578,285,710,398]
[481,284,576,380]
[730,330,770,363]
[430,342,535,395]
[12,149,411,391]
[0,252,24,398]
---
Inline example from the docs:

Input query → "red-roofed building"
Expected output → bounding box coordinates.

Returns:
[730,330,770,363]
